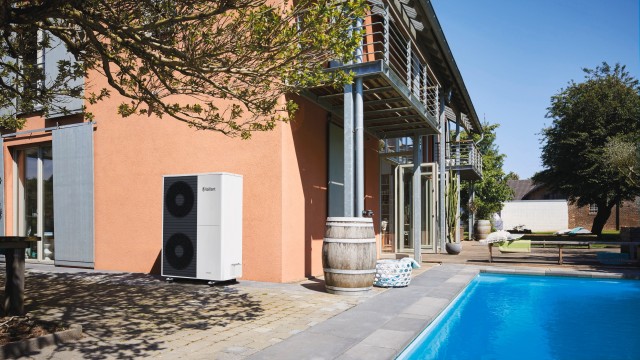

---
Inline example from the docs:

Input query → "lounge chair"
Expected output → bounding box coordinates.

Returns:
[480,230,530,253]
[554,227,592,236]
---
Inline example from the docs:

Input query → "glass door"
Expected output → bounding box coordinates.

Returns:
[394,163,437,253]
[16,145,54,262]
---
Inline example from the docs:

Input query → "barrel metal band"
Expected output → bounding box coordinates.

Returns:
[326,223,373,228]
[323,268,376,275]
[325,285,373,292]
[323,237,376,244]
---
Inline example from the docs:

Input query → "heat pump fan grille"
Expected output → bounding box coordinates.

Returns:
[163,176,197,278]
[164,233,195,270]
[165,180,195,217]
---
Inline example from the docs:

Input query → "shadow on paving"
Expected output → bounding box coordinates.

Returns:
[0,270,264,359]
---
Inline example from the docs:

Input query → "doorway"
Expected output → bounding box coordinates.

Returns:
[14,145,54,262]
[380,158,437,254]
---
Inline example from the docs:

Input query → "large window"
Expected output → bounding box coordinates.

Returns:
[16,27,45,113]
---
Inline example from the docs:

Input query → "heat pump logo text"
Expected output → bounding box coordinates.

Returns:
[202,187,216,192]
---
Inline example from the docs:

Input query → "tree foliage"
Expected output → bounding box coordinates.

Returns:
[505,172,519,180]
[0,0,367,138]
[461,122,513,220]
[603,135,640,188]
[533,63,640,235]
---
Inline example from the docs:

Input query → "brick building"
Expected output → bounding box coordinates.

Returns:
[507,180,640,231]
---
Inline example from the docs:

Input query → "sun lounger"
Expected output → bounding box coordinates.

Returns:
[554,227,592,236]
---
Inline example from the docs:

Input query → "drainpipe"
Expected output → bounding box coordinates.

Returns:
[354,17,364,217]
[474,132,485,146]
[355,78,364,216]
[344,84,354,217]
[343,15,365,218]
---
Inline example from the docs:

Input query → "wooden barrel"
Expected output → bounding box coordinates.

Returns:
[474,220,491,240]
[322,217,377,295]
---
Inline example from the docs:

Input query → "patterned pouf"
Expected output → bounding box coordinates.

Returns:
[373,258,415,288]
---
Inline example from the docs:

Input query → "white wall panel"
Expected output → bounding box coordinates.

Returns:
[501,200,568,232]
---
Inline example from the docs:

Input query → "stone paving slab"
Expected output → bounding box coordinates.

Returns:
[248,264,478,360]
[0,265,377,360]
[2,258,638,359]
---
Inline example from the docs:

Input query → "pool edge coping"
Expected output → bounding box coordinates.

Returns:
[248,265,640,360]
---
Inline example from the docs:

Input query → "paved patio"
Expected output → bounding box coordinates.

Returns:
[2,241,638,359]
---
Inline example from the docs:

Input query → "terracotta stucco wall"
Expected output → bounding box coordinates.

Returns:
[279,97,382,281]
[3,74,385,283]
[82,71,287,282]
[280,96,328,281]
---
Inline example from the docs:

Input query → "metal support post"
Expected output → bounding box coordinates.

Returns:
[469,182,475,240]
[355,77,364,217]
[344,84,355,217]
[412,134,422,263]
[455,119,461,243]
[438,91,447,252]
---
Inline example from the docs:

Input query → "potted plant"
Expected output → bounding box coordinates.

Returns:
[445,171,462,254]
[469,200,492,241]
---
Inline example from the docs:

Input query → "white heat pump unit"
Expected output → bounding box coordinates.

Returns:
[162,173,243,282]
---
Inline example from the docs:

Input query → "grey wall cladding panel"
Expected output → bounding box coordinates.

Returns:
[328,123,345,217]
[162,176,198,278]
[53,124,94,267]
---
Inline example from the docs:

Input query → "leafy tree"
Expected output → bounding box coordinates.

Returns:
[461,122,513,221]
[0,0,366,138]
[533,63,640,235]
[603,135,640,188]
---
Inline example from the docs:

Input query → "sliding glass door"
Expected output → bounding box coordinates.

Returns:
[16,145,54,262]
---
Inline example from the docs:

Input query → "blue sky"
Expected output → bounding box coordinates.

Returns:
[432,0,640,179]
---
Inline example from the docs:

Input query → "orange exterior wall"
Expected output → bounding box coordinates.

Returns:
[279,96,382,281]
[280,95,327,281]
[3,71,383,283]
[89,102,287,282]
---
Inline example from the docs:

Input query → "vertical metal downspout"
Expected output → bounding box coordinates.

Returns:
[438,91,447,252]
[344,84,355,217]
[355,78,364,216]
[412,135,422,262]
[354,17,364,217]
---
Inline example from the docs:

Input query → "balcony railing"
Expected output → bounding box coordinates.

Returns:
[328,5,441,119]
[436,140,483,180]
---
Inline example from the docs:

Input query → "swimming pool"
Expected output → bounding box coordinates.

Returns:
[398,273,640,360]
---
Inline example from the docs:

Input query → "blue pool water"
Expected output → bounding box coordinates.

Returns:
[399,273,640,360]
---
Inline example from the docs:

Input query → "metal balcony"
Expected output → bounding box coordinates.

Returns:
[437,140,483,181]
[303,3,441,139]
